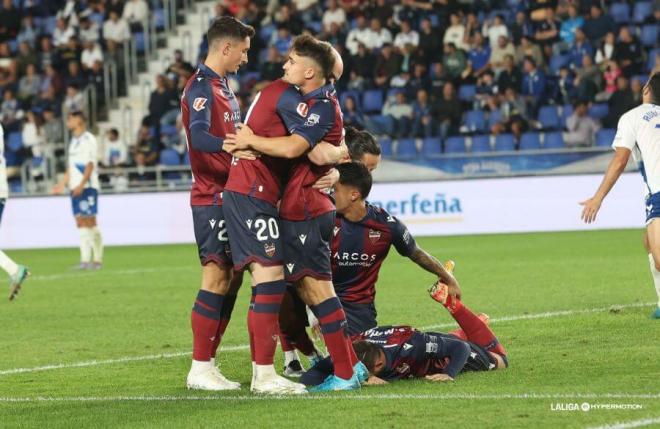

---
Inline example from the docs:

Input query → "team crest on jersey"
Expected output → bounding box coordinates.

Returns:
[192,97,207,112]
[296,103,308,117]
[304,113,320,127]
[264,243,276,257]
[368,229,381,243]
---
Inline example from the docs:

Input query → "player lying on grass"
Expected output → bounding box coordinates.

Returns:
[300,280,508,386]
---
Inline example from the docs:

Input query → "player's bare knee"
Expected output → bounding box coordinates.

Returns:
[201,263,231,293]
[250,263,284,284]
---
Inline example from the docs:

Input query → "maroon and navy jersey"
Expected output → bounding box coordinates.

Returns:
[279,84,344,221]
[353,326,466,380]
[331,203,417,304]
[224,79,306,207]
[181,64,240,206]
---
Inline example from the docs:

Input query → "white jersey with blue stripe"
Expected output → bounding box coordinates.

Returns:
[612,103,660,196]
[67,131,99,190]
[0,124,7,199]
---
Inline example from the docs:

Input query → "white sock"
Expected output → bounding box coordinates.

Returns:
[91,226,103,263]
[649,254,660,308]
[254,364,277,379]
[0,250,19,277]
[284,350,300,366]
[79,228,93,263]
[190,359,212,373]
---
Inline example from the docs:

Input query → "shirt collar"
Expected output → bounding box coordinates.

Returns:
[197,63,223,81]
[303,83,336,102]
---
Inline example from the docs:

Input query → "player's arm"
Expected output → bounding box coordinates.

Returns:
[186,82,225,153]
[425,336,471,380]
[408,246,460,297]
[71,162,94,197]
[225,127,311,158]
[307,140,349,166]
[52,170,70,194]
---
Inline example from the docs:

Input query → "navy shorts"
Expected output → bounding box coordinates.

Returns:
[71,188,98,217]
[645,192,660,225]
[341,300,378,337]
[223,190,283,271]
[281,211,334,282]
[191,205,232,267]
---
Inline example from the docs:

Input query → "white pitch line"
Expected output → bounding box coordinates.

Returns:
[0,393,658,403]
[0,302,653,377]
[586,417,660,429]
[28,266,194,282]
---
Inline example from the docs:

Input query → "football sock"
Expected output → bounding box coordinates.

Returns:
[90,226,103,263]
[279,331,294,352]
[249,280,286,365]
[649,253,660,308]
[191,289,224,362]
[443,296,506,355]
[78,227,93,263]
[0,250,19,277]
[211,294,237,358]
[310,297,353,380]
[248,288,256,361]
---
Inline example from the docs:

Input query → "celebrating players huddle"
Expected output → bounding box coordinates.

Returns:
[182,16,507,395]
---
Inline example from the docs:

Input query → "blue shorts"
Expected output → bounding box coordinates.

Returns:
[646,192,660,225]
[0,198,5,225]
[71,188,98,217]
[223,190,283,271]
[341,300,378,337]
[191,205,232,267]
[281,211,334,282]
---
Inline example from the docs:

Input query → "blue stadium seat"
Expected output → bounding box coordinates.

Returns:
[7,132,22,152]
[396,138,417,159]
[43,16,56,34]
[379,137,393,158]
[465,110,486,133]
[519,132,541,150]
[160,124,178,136]
[458,85,476,102]
[549,54,570,75]
[90,12,105,26]
[595,129,616,147]
[259,24,275,43]
[340,91,361,110]
[544,132,565,149]
[362,90,384,114]
[588,103,609,120]
[560,104,574,127]
[641,25,659,47]
[308,21,323,34]
[494,134,515,152]
[153,9,166,30]
[135,32,146,53]
[487,109,502,129]
[183,151,190,165]
[609,2,630,23]
[7,39,17,54]
[471,135,492,153]
[444,136,466,153]
[633,2,652,23]
[648,49,659,72]
[159,149,181,165]
[421,137,442,156]
[538,105,560,129]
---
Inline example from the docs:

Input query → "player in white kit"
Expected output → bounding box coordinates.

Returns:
[581,72,660,319]
[0,124,29,300]
[53,112,104,269]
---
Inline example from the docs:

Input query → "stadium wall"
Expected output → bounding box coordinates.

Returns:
[1,173,647,250]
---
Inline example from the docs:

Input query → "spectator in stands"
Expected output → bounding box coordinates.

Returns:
[630,77,643,105]
[554,66,575,105]
[491,87,529,140]
[442,43,467,83]
[574,55,600,102]
[462,13,479,49]
[41,64,64,97]
[520,57,546,114]
[102,128,129,167]
[582,5,615,44]
[345,15,371,55]
[563,101,600,147]
[65,61,86,90]
[466,33,491,79]
[368,0,394,29]
[594,31,616,66]
[366,18,392,51]
[102,10,131,53]
[433,82,462,139]
[322,22,346,48]
[122,0,149,32]
[38,37,59,70]
[613,27,643,78]
[53,18,75,49]
[515,36,544,70]
[568,29,593,70]
[36,86,59,115]
[16,41,37,75]
[598,61,622,102]
[559,5,584,48]
[417,17,440,64]
[148,74,179,131]
[348,43,374,90]
[533,7,559,58]
[497,54,522,93]
[406,63,430,98]
[63,84,85,113]
[21,110,44,160]
[166,49,194,91]
[78,15,100,44]
[490,36,516,74]
[42,107,64,145]
[1,89,23,132]
[381,91,412,138]
[81,41,103,72]
[292,0,320,23]
[260,46,284,83]
[483,14,508,50]
[603,75,635,128]
[0,0,21,43]
[374,43,402,88]
[87,60,105,108]
[443,13,467,51]
[17,15,38,49]
[273,4,304,36]
[342,95,366,129]
[18,63,40,105]
[59,37,81,67]
[429,62,449,96]
[393,20,419,51]
[322,0,346,33]
[510,11,533,45]
[411,89,433,138]
[475,71,497,109]
[270,25,293,56]
[131,124,160,180]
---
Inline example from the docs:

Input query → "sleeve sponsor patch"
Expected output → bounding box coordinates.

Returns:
[304,113,320,127]
[192,97,208,112]
[296,102,309,117]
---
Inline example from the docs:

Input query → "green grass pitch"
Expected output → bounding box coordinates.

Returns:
[0,229,658,428]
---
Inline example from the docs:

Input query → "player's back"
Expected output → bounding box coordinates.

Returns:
[615,104,660,195]
[224,79,302,206]
[181,64,238,206]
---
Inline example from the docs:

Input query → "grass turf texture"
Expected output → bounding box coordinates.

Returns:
[0,229,658,428]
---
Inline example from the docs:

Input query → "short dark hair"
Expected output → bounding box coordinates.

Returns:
[336,161,372,199]
[291,34,336,81]
[108,128,119,138]
[646,72,660,105]
[207,16,255,46]
[68,110,86,121]
[344,126,381,160]
[352,341,382,374]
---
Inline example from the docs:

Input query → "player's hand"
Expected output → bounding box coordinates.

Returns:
[446,277,461,299]
[363,375,388,386]
[425,373,454,382]
[232,149,260,160]
[313,168,339,190]
[338,139,350,163]
[71,185,84,197]
[52,183,66,195]
[579,196,602,223]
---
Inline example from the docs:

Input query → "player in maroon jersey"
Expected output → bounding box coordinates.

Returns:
[181,17,255,391]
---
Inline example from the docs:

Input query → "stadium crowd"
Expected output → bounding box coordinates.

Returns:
[0,0,659,190]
